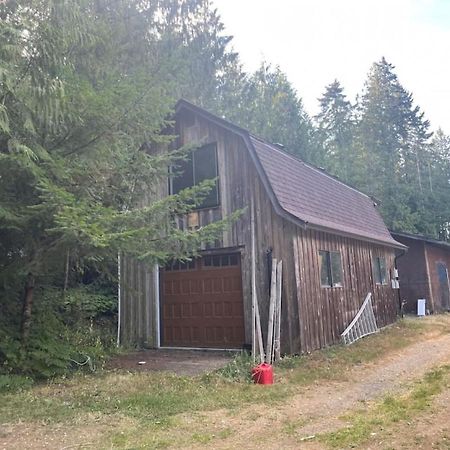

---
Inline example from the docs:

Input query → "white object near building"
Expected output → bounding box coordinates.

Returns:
[341,292,378,345]
[417,299,426,316]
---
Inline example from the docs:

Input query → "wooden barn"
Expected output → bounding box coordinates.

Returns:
[392,231,450,314]
[119,99,405,354]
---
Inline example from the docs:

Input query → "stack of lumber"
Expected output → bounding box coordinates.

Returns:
[252,257,283,364]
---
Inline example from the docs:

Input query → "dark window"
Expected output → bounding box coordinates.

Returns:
[172,154,194,195]
[373,256,387,285]
[229,254,238,266]
[165,259,196,271]
[203,254,239,268]
[170,143,219,209]
[319,250,343,287]
[319,251,331,287]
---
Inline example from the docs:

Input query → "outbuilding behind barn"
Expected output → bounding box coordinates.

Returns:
[392,231,450,314]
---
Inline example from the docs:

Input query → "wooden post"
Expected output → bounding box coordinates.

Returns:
[293,236,305,352]
[274,260,283,361]
[251,199,257,362]
[117,251,121,347]
[255,292,265,364]
[63,249,70,298]
[266,258,277,364]
[21,272,35,345]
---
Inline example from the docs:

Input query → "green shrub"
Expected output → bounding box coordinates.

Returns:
[0,374,34,393]
[61,284,117,323]
[0,284,118,383]
[214,352,254,382]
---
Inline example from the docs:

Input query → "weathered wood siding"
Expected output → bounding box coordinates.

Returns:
[425,244,450,312]
[120,108,399,353]
[393,237,430,314]
[120,257,157,347]
[292,229,397,352]
[393,234,450,314]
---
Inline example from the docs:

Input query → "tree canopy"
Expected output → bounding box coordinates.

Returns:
[0,0,240,345]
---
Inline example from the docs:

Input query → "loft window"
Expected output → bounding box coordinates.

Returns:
[164,259,196,271]
[170,143,219,209]
[319,250,343,288]
[373,256,387,285]
[203,254,239,268]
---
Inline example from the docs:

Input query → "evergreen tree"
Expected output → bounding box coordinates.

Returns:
[0,0,236,344]
[421,129,450,239]
[226,63,321,164]
[315,80,356,180]
[145,0,240,110]
[357,57,432,231]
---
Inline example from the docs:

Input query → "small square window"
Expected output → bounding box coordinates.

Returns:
[229,254,238,266]
[373,256,387,285]
[319,250,343,288]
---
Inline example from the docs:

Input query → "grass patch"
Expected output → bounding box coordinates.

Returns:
[0,370,287,425]
[282,417,310,436]
[191,432,214,444]
[319,364,450,448]
[214,351,254,382]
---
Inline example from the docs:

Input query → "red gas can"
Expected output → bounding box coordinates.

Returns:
[251,363,274,384]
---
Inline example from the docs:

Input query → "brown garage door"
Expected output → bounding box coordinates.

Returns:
[162,254,245,348]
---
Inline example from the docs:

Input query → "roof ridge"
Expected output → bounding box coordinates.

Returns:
[249,134,371,201]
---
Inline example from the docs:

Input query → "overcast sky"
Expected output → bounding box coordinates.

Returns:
[212,0,450,133]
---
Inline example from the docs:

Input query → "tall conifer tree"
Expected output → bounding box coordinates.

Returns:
[315,80,356,180]
[226,63,320,163]
[0,0,238,344]
[357,57,432,231]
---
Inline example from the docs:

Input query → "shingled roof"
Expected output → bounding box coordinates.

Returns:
[250,136,404,248]
[176,100,405,249]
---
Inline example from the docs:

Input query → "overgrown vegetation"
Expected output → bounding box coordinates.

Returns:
[0,283,117,384]
[215,351,254,382]
[0,0,240,381]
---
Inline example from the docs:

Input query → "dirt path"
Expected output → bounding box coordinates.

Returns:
[187,329,450,449]
[107,348,233,376]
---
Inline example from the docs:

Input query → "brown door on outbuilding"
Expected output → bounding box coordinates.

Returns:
[437,262,450,311]
[161,254,245,348]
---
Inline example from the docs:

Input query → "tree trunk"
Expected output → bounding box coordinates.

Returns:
[21,272,35,345]
[63,249,70,298]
